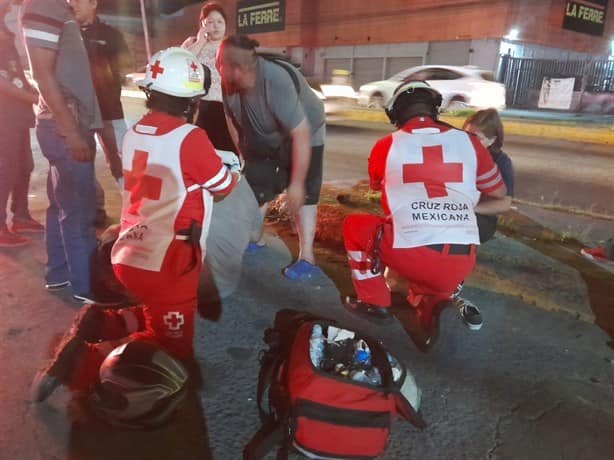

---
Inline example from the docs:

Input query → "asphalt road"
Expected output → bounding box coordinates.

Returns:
[121,97,614,219]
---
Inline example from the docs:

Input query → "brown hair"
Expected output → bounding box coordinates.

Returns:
[199,2,227,24]
[463,108,504,151]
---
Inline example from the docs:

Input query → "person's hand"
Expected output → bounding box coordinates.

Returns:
[65,130,94,162]
[286,181,306,215]
[215,149,241,174]
[108,153,124,180]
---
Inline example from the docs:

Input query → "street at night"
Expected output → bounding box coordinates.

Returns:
[1,0,614,459]
[1,96,613,459]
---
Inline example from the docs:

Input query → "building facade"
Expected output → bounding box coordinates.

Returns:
[103,1,613,83]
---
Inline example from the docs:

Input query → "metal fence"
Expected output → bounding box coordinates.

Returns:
[498,54,614,108]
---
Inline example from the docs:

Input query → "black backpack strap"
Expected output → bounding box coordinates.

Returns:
[258,53,301,94]
[244,324,296,460]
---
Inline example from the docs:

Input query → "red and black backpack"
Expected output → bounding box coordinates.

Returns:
[243,309,426,460]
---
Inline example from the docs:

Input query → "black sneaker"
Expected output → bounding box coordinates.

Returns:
[31,334,87,403]
[458,299,483,331]
[344,297,392,324]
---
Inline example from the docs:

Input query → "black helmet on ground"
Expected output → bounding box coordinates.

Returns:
[385,80,443,127]
[88,340,189,429]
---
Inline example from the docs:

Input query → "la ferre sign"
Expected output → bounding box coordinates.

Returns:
[562,0,608,36]
[237,0,286,34]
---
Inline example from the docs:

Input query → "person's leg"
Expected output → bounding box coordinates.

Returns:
[295,204,317,264]
[113,241,200,359]
[249,202,269,246]
[0,127,30,245]
[343,214,391,307]
[10,129,33,220]
[39,123,97,296]
[0,124,21,226]
[36,121,70,284]
[293,145,323,264]
[10,130,43,233]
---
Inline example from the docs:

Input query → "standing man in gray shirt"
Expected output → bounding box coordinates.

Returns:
[217,35,326,280]
[21,0,103,303]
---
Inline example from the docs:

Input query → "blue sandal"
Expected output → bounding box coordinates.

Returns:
[282,259,322,280]
[245,242,266,254]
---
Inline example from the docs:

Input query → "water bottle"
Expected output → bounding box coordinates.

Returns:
[387,353,403,382]
[350,370,370,383]
[354,339,371,364]
[365,368,382,386]
[309,324,325,368]
[354,349,371,366]
[351,368,382,386]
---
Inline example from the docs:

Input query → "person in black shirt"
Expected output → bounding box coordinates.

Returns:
[71,0,133,225]
[0,1,43,247]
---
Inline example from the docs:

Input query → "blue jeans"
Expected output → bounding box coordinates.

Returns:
[36,119,96,295]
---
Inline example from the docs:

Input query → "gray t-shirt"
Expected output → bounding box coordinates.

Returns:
[223,57,325,157]
[22,0,102,132]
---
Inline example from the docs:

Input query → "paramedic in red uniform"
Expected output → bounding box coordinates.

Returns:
[32,47,239,402]
[343,81,507,331]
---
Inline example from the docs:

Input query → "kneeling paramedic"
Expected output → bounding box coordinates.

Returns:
[343,81,507,331]
[32,47,239,402]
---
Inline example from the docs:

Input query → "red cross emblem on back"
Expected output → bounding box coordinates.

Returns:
[123,150,163,215]
[150,60,164,79]
[190,61,198,72]
[403,145,463,198]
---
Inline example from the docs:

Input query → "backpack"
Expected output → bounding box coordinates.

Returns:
[243,309,426,460]
[258,53,301,94]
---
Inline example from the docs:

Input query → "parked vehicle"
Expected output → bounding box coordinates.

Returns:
[357,65,506,111]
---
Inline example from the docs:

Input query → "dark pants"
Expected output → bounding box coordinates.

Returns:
[36,119,97,295]
[0,127,34,227]
[196,100,235,151]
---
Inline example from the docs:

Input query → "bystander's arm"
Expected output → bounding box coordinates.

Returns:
[28,47,93,162]
[287,118,311,213]
[474,186,509,215]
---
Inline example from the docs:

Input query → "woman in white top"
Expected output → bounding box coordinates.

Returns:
[182,2,234,151]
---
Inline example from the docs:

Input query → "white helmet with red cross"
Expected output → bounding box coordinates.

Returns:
[139,47,209,98]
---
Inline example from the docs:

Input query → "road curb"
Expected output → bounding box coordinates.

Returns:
[338,109,614,145]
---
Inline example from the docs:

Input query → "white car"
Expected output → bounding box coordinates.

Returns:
[357,65,506,111]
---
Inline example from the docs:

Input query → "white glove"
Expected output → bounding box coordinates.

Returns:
[215,149,242,174]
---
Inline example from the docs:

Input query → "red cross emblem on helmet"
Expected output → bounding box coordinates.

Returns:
[150,60,165,79]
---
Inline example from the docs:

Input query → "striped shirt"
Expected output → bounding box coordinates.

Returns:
[21,0,102,130]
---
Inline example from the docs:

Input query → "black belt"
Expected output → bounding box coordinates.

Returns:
[427,243,472,255]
